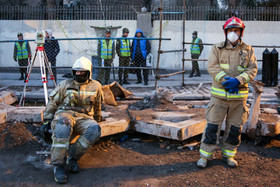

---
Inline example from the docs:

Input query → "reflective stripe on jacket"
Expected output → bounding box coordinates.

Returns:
[100,39,113,59]
[15,41,28,59]
[190,38,201,54]
[207,41,258,100]
[120,39,131,57]
[43,79,103,121]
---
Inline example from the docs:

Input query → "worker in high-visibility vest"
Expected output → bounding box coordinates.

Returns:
[97,29,115,85]
[197,17,258,168]
[116,28,131,85]
[189,31,203,77]
[13,33,32,81]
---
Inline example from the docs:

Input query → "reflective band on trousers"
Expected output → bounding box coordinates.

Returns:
[101,39,113,59]
[52,143,69,148]
[66,90,96,96]
[16,41,28,59]
[199,148,213,158]
[222,148,236,157]
[120,39,131,57]
[190,38,200,54]
[211,86,249,98]
[215,71,226,82]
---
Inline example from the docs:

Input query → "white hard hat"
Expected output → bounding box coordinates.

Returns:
[72,56,92,78]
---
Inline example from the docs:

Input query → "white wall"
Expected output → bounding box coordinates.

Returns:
[1,20,280,70]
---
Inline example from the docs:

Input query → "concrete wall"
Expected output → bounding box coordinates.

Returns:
[0,20,280,71]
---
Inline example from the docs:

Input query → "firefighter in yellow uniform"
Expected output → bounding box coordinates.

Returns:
[197,17,258,168]
[41,57,103,184]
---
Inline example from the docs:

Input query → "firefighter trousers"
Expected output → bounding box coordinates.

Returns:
[50,112,101,165]
[199,97,249,159]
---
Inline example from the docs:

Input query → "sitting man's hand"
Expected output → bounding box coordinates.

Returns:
[40,120,52,141]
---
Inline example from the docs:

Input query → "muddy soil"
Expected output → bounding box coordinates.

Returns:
[0,121,280,187]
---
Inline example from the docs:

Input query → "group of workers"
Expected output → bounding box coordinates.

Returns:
[38,16,258,184]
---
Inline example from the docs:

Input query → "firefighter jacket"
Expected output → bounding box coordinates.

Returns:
[208,41,257,100]
[43,78,103,122]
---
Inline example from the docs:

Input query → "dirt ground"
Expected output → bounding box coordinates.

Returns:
[1,84,280,186]
[1,98,280,186]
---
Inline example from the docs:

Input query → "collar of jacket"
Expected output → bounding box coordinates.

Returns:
[225,40,242,49]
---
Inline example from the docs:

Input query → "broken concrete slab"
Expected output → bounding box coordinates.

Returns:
[6,106,45,123]
[134,118,207,141]
[129,110,207,141]
[99,118,130,137]
[0,90,17,105]
[256,114,280,137]
[0,104,16,124]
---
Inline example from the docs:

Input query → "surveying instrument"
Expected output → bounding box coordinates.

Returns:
[19,31,57,106]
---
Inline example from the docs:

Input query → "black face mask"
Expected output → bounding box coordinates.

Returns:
[73,71,89,83]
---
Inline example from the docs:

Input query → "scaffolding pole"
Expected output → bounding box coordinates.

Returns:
[182,0,186,86]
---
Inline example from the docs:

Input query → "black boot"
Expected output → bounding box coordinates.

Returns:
[66,156,79,173]
[53,165,67,184]
[19,74,24,80]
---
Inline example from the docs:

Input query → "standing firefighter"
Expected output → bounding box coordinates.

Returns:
[13,33,32,80]
[97,29,115,85]
[197,17,257,168]
[41,57,103,184]
[189,31,203,77]
[116,27,131,85]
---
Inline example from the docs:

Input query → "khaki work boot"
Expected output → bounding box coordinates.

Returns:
[224,157,238,167]
[53,165,67,184]
[197,157,208,168]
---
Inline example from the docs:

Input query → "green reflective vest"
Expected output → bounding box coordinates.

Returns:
[100,39,113,59]
[190,38,201,54]
[120,39,131,57]
[15,41,28,59]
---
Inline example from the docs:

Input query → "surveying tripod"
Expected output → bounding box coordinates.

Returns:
[19,46,57,106]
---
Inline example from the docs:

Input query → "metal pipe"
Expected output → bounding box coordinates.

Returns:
[0,37,171,43]
[182,0,186,86]
[184,42,280,48]
[154,0,164,90]
[159,49,186,53]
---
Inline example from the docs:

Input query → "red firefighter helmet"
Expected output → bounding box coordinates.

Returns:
[223,16,245,36]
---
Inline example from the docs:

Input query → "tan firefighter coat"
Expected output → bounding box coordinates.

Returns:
[208,41,258,100]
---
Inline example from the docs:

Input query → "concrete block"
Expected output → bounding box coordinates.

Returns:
[0,104,16,124]
[99,118,130,137]
[6,106,45,123]
[0,90,17,105]
[133,112,207,141]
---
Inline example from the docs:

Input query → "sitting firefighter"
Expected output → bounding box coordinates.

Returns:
[40,56,103,184]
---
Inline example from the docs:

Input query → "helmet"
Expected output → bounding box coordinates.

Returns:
[17,32,23,37]
[123,28,129,34]
[223,16,245,36]
[72,57,92,83]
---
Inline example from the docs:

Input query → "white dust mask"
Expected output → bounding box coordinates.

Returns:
[227,32,239,43]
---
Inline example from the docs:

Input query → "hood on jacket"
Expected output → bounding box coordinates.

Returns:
[134,29,144,37]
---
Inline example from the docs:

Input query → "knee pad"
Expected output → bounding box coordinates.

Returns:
[226,126,241,145]
[203,123,218,145]
[54,117,72,138]
[84,125,101,143]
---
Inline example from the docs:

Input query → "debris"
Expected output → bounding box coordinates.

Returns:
[177,142,200,150]
[132,138,142,142]
[0,90,17,105]
[120,134,129,142]
[36,151,51,156]
[261,108,278,114]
